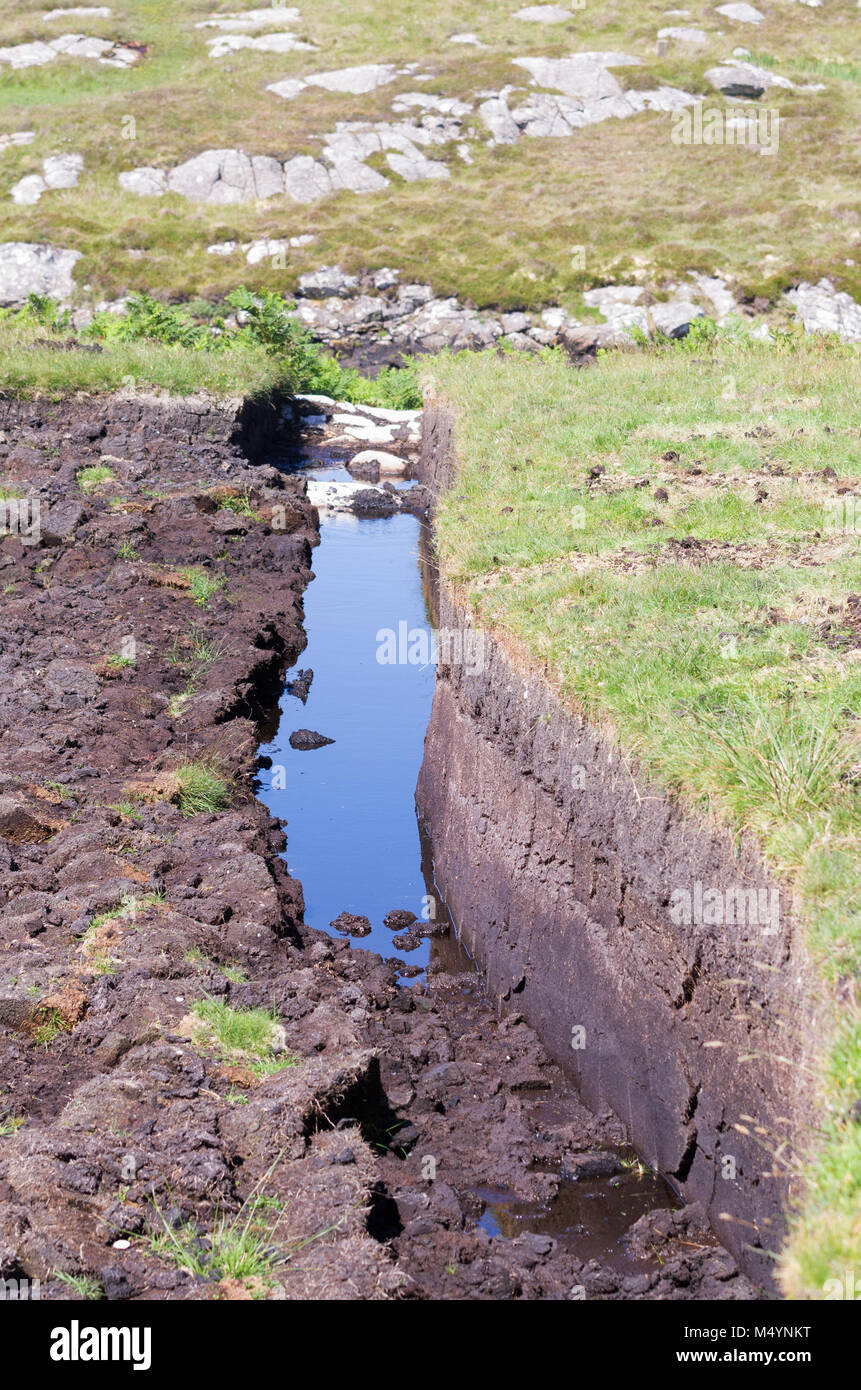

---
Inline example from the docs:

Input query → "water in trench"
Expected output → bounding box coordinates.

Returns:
[257,450,470,982]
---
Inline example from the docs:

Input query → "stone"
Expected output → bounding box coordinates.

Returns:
[268,63,399,99]
[0,242,81,306]
[386,150,448,181]
[349,450,407,476]
[12,153,83,204]
[118,166,167,196]
[514,5,574,21]
[297,266,360,298]
[448,33,485,46]
[43,7,113,17]
[206,32,316,59]
[196,8,301,30]
[329,912,372,937]
[715,3,765,21]
[288,729,335,751]
[0,132,35,152]
[561,1150,623,1181]
[283,155,333,203]
[651,299,704,337]
[785,279,861,343]
[705,61,793,97]
[657,26,708,45]
[689,271,737,322]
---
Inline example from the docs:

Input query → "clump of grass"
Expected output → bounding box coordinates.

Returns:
[32,1008,72,1048]
[0,1116,24,1138]
[177,566,227,608]
[105,652,135,670]
[116,540,138,560]
[189,997,294,1078]
[175,762,230,817]
[143,1196,281,1285]
[76,465,115,494]
[54,1271,104,1301]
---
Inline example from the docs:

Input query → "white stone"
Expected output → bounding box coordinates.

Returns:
[350,449,408,473]
[449,33,485,46]
[43,152,84,188]
[0,132,35,152]
[43,7,112,18]
[196,7,300,30]
[514,5,574,21]
[119,166,167,196]
[0,241,81,305]
[268,63,399,99]
[207,240,239,256]
[657,26,709,45]
[206,32,315,58]
[715,3,765,21]
[11,175,48,206]
[706,61,793,94]
[786,279,861,343]
[689,271,737,321]
[283,154,333,203]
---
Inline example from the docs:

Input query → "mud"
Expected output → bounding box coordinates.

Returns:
[0,392,757,1300]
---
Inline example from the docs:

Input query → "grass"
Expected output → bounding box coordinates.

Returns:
[188,997,295,1078]
[176,565,227,608]
[426,337,861,1300]
[54,1271,104,1301]
[31,1008,72,1048]
[174,761,230,816]
[0,1116,24,1138]
[76,464,114,493]
[0,1,857,319]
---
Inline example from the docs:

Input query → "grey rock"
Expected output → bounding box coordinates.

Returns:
[0,242,81,306]
[296,265,360,299]
[786,278,861,343]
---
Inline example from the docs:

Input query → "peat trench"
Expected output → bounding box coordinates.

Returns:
[0,390,758,1300]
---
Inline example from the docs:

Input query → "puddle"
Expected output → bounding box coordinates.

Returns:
[474,1155,681,1273]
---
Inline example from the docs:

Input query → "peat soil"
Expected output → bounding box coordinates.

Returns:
[0,394,757,1300]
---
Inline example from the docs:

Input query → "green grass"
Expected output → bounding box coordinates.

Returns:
[54,1271,104,1301]
[189,997,295,1078]
[0,1116,24,1138]
[174,761,230,816]
[176,565,227,608]
[76,464,115,493]
[426,337,861,1300]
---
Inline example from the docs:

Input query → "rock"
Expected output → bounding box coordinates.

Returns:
[651,299,704,338]
[288,729,335,750]
[350,488,398,518]
[268,63,399,99]
[348,449,407,476]
[286,668,313,702]
[283,155,334,203]
[0,242,81,306]
[561,1150,623,1181]
[657,26,708,46]
[705,61,793,97]
[205,32,316,59]
[118,166,167,197]
[11,153,83,205]
[786,278,861,344]
[329,912,372,938]
[715,3,765,22]
[0,132,35,152]
[391,932,422,952]
[384,909,417,930]
[514,5,576,22]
